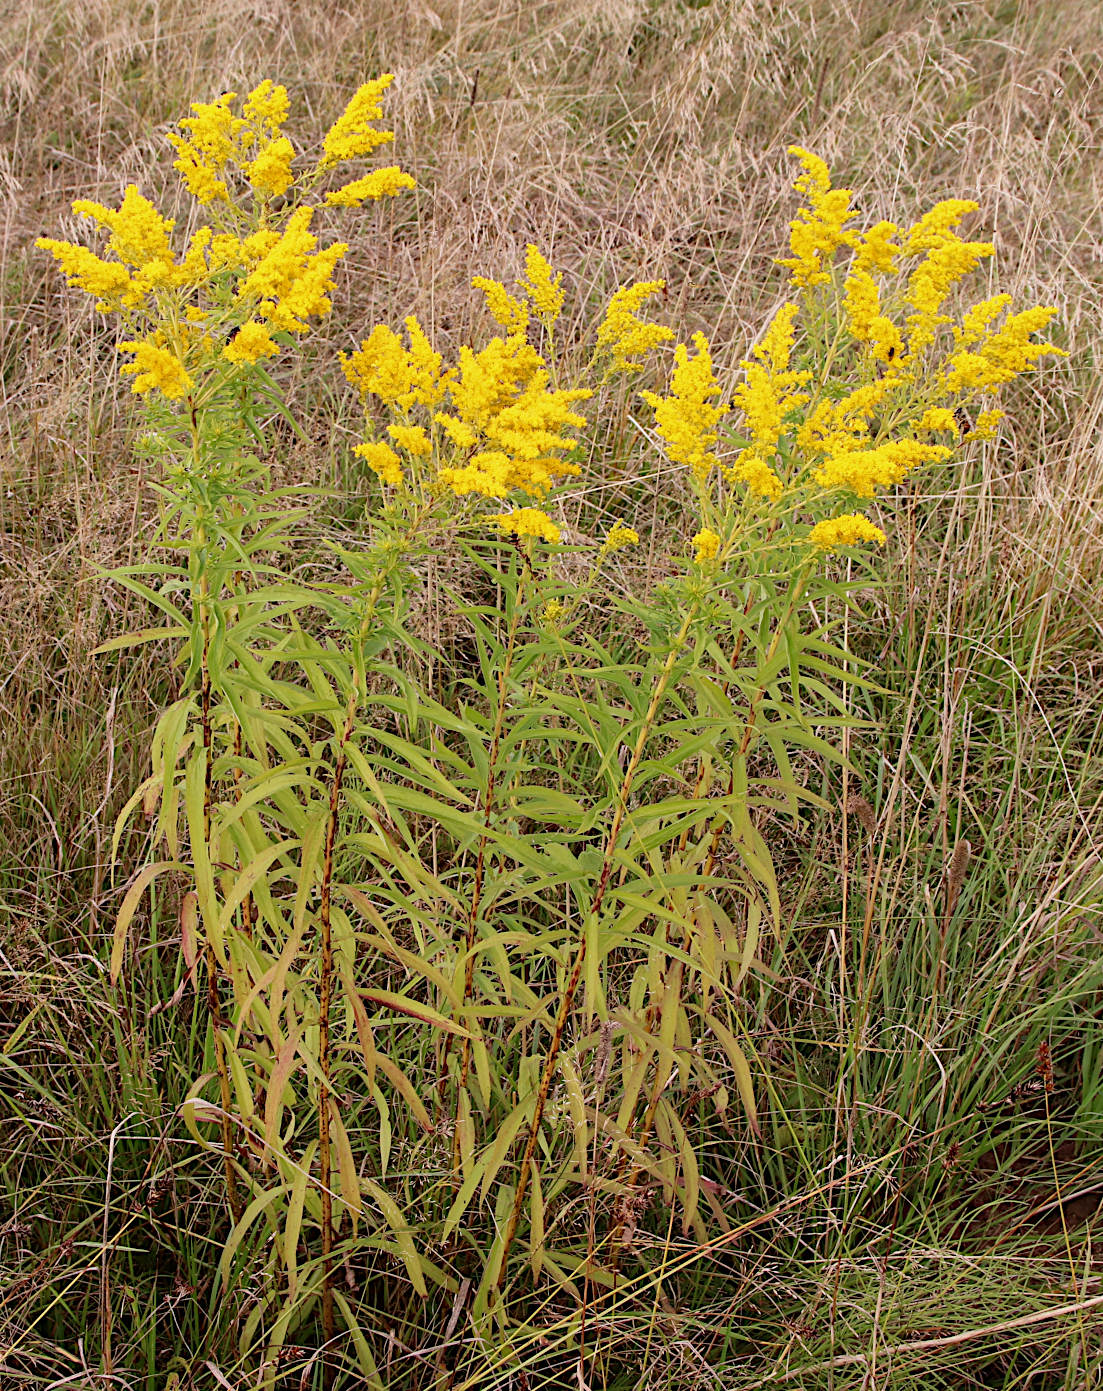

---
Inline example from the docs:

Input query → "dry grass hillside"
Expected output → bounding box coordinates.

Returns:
[2,2,1102,1388]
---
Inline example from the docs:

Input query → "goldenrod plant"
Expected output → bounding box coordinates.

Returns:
[37,79,1066,1388]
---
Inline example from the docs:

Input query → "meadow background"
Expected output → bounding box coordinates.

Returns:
[2,1,1102,1388]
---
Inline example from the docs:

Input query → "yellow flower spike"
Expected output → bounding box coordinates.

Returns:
[843,270,880,340]
[813,439,951,498]
[808,514,887,551]
[324,167,416,206]
[955,293,1013,346]
[843,271,903,363]
[118,339,194,400]
[34,238,134,309]
[167,91,242,203]
[903,199,980,256]
[728,303,810,493]
[943,306,1064,392]
[595,281,674,371]
[489,508,561,544]
[247,136,296,198]
[355,440,404,487]
[342,317,446,411]
[320,76,396,169]
[603,522,639,552]
[223,321,280,364]
[778,146,858,288]
[520,245,565,327]
[243,80,290,135]
[640,331,726,483]
[387,424,432,457]
[853,220,900,275]
[73,185,175,269]
[692,528,721,563]
[472,277,530,334]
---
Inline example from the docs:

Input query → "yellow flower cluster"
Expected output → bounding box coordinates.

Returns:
[490,507,561,544]
[777,147,857,288]
[603,522,639,551]
[320,77,397,169]
[435,333,590,499]
[325,168,417,207]
[345,255,587,509]
[692,528,721,563]
[521,245,565,327]
[843,271,903,362]
[944,306,1064,391]
[812,439,951,498]
[640,333,726,483]
[118,339,194,399]
[808,514,887,550]
[355,441,404,487]
[472,277,530,335]
[595,281,674,371]
[341,318,447,413]
[37,78,415,404]
[236,206,347,333]
[471,244,566,338]
[727,303,811,498]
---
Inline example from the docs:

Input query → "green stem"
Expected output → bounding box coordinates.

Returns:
[495,603,698,1289]
[317,582,383,1387]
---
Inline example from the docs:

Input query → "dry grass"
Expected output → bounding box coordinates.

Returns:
[2,2,1102,1387]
